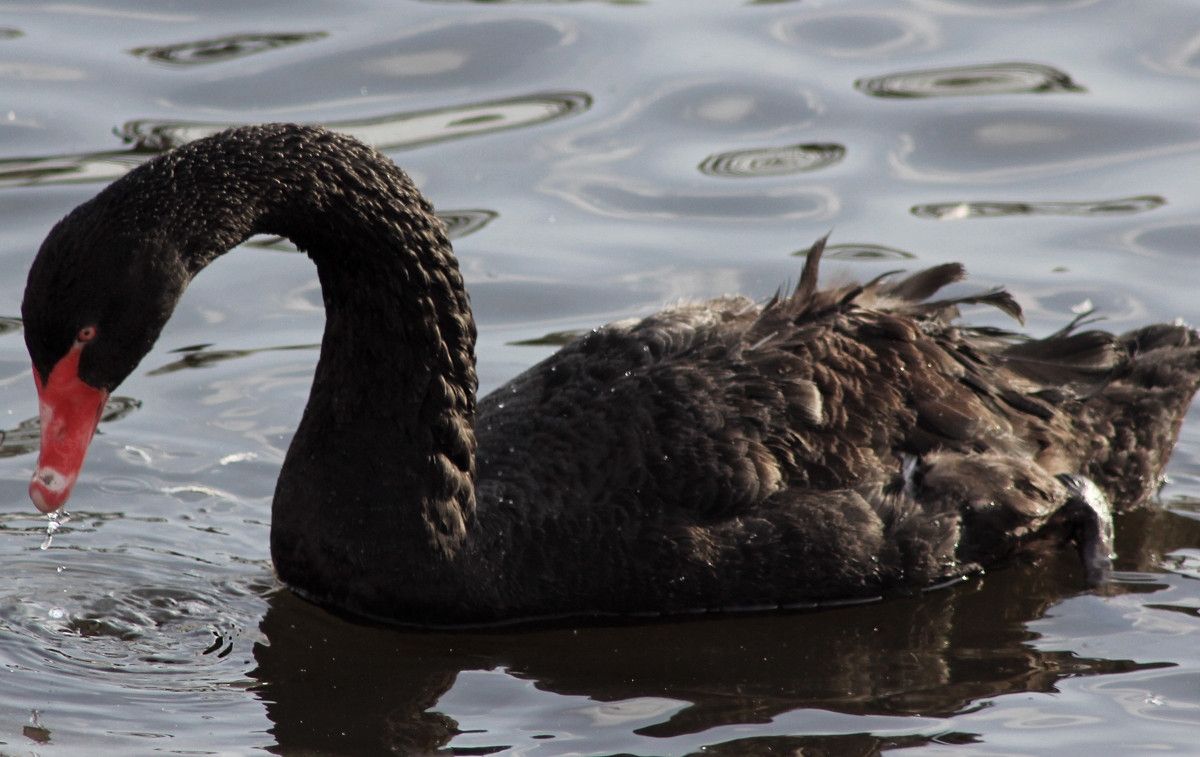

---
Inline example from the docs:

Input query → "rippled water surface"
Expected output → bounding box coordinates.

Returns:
[3,0,1200,754]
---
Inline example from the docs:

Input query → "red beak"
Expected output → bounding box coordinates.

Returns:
[29,344,108,513]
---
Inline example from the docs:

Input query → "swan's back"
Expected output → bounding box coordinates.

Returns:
[468,239,1200,616]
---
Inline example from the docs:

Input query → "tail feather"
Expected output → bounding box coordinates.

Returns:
[999,329,1120,389]
[878,262,965,303]
[1080,323,1200,509]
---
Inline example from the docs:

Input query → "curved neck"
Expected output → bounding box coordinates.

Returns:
[154,126,480,598]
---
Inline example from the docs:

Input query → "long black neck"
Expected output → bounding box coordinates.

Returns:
[135,125,480,614]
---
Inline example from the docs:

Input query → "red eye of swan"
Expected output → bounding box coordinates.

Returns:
[76,326,97,343]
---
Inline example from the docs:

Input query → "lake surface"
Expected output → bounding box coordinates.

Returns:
[3,0,1200,754]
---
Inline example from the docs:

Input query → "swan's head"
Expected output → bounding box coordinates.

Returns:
[22,188,190,513]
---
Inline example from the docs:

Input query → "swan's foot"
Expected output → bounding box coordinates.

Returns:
[1057,473,1114,587]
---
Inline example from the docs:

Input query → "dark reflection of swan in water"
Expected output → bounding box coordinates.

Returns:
[249,514,1197,757]
[0,92,591,188]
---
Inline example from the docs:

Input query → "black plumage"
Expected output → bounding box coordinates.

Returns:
[21,123,1200,627]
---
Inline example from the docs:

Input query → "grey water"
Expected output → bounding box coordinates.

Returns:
[3,0,1200,754]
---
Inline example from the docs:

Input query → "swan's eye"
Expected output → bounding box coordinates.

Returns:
[76,326,97,343]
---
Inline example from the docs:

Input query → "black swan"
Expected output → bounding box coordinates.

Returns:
[21,123,1200,627]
